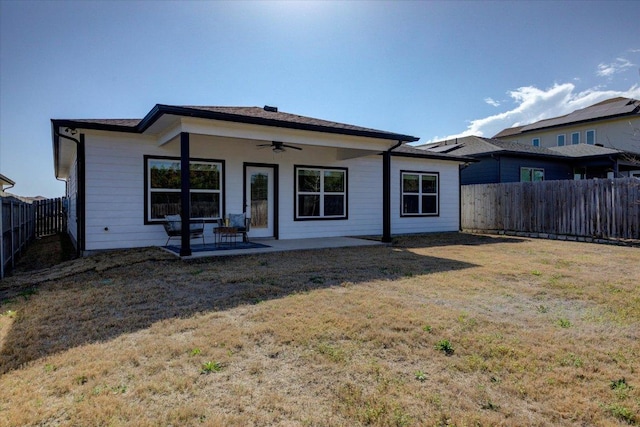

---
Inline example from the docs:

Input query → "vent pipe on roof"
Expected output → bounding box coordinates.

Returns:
[264,105,278,113]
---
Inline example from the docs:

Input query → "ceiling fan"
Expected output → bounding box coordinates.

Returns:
[257,141,302,153]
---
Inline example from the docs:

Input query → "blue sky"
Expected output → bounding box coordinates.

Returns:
[1,0,639,198]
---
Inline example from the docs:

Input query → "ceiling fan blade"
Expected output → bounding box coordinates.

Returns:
[282,144,302,150]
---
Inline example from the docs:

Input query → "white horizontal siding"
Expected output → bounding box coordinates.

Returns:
[391,157,461,234]
[80,132,462,250]
[274,154,383,239]
[83,133,172,250]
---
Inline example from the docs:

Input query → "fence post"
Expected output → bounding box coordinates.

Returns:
[461,178,639,241]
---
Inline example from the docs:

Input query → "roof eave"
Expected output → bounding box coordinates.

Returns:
[139,104,420,142]
[471,150,568,160]
[51,105,420,154]
[390,151,477,163]
[509,111,640,136]
[51,118,139,134]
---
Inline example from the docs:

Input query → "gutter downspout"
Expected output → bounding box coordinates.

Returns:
[54,128,84,257]
[382,140,403,243]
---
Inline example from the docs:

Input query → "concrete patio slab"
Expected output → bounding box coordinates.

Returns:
[164,236,385,259]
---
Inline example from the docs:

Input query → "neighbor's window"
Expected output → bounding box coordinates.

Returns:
[520,167,544,182]
[532,138,540,147]
[146,157,223,222]
[557,134,566,146]
[401,171,439,216]
[571,132,580,145]
[295,166,347,219]
[586,129,596,145]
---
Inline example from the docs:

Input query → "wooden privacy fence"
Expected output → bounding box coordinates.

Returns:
[1,196,67,279]
[35,197,67,237]
[461,178,640,241]
[1,196,36,279]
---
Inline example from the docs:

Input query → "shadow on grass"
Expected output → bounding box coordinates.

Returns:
[393,231,527,248]
[0,234,492,374]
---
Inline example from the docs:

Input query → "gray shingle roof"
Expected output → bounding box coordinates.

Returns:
[392,143,475,162]
[65,118,141,127]
[547,144,621,157]
[493,97,640,138]
[53,104,420,142]
[493,125,525,139]
[418,136,566,158]
[180,106,397,136]
[418,136,625,160]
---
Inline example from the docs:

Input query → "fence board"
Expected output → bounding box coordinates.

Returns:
[461,178,640,241]
[1,196,67,279]
[1,196,36,279]
[35,197,67,237]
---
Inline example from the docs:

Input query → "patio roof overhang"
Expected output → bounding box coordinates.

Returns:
[52,104,422,179]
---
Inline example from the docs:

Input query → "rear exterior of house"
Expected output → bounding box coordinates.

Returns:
[53,105,469,255]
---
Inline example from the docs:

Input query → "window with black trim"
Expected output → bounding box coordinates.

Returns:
[295,166,347,219]
[401,171,439,216]
[145,156,223,222]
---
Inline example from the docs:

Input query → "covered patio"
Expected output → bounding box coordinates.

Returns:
[162,236,384,259]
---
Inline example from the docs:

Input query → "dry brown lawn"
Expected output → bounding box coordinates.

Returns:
[0,233,639,426]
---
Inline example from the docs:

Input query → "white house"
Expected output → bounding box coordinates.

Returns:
[52,104,470,256]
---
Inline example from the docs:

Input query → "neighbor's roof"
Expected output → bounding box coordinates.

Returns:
[392,143,476,163]
[547,144,621,157]
[418,135,624,160]
[493,97,640,138]
[52,104,420,143]
[418,136,567,158]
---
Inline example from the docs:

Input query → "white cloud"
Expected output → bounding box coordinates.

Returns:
[484,97,500,107]
[424,83,640,143]
[597,57,635,77]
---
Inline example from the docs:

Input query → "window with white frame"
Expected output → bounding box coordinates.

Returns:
[557,134,566,146]
[571,132,580,145]
[532,138,540,147]
[145,156,223,223]
[586,129,596,145]
[401,171,439,216]
[520,167,544,182]
[295,166,347,219]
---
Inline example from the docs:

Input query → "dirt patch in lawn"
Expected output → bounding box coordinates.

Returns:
[0,233,639,426]
[10,233,76,272]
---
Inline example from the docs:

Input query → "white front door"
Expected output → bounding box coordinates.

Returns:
[246,166,274,238]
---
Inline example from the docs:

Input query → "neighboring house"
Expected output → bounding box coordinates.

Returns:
[493,97,640,154]
[0,174,15,196]
[418,136,637,185]
[52,104,471,255]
